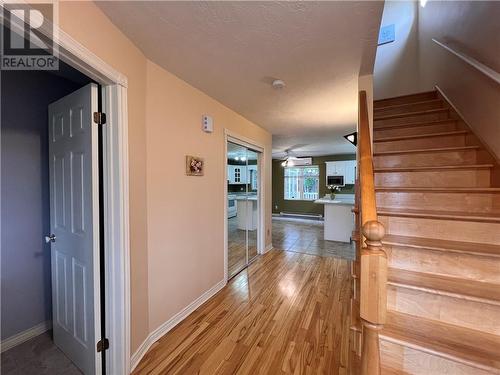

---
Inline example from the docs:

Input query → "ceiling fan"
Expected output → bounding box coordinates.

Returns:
[276,144,308,167]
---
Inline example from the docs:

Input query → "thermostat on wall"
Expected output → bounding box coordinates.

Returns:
[202,115,213,133]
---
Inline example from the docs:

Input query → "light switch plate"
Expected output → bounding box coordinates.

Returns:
[202,115,213,133]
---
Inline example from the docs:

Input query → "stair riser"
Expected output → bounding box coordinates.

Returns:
[388,286,500,335]
[376,191,500,213]
[375,92,438,109]
[375,169,491,188]
[374,101,444,117]
[381,337,498,375]
[380,215,500,245]
[374,149,477,168]
[374,111,449,127]
[374,134,465,153]
[374,121,457,138]
[386,245,500,284]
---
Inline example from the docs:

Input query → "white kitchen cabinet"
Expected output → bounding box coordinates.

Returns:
[325,160,357,184]
[344,160,357,184]
[326,161,340,176]
[228,165,247,184]
[325,161,345,176]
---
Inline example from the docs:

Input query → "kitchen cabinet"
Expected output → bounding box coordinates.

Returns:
[344,160,357,184]
[227,165,247,184]
[326,161,345,176]
[325,160,357,184]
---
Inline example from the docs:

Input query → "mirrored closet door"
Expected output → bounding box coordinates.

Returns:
[227,141,260,279]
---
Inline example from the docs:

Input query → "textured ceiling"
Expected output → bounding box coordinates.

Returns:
[96,1,383,157]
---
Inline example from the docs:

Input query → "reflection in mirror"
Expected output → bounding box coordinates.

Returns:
[227,142,260,278]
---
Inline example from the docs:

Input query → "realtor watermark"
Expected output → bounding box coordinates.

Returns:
[1,1,59,70]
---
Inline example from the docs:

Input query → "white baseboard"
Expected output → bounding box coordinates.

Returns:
[130,279,226,371]
[1,320,52,353]
[264,243,274,253]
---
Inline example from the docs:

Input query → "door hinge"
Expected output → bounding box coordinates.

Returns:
[97,338,109,352]
[93,112,107,125]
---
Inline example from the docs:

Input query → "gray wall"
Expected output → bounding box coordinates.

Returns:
[1,70,85,339]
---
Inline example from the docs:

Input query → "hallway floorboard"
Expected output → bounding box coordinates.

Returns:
[133,250,351,374]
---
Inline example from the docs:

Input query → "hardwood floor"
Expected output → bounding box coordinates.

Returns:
[272,217,355,260]
[133,250,352,374]
[228,217,258,278]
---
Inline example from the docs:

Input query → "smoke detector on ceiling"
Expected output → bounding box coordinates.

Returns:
[272,79,286,89]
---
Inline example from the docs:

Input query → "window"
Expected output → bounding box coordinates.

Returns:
[284,166,319,201]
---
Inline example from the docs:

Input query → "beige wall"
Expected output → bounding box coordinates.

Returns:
[145,60,272,331]
[374,1,419,100]
[57,1,272,355]
[418,1,500,160]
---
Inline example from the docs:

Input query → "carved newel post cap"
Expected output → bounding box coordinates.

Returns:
[362,220,385,242]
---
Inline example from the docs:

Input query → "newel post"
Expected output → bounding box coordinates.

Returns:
[360,220,387,375]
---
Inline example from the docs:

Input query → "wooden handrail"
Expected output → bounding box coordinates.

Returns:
[356,91,388,375]
[433,38,500,85]
[358,91,377,224]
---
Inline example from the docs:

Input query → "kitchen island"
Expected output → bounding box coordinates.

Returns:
[314,195,355,242]
[235,195,258,230]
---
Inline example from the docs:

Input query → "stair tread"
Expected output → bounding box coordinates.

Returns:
[376,187,500,193]
[374,164,494,172]
[378,207,500,223]
[382,311,500,371]
[374,90,437,105]
[374,108,449,121]
[374,118,457,131]
[374,98,443,112]
[374,130,467,143]
[374,145,480,156]
[383,234,500,257]
[387,268,500,303]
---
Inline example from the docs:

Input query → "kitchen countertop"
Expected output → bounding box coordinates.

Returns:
[234,195,257,201]
[314,197,355,206]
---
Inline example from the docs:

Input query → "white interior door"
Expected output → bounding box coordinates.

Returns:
[48,83,101,374]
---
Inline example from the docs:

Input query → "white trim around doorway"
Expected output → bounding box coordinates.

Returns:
[224,129,266,283]
[0,5,131,374]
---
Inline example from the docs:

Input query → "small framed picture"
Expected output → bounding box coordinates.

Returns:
[186,155,204,176]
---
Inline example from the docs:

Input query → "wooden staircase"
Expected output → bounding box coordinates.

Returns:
[352,90,500,374]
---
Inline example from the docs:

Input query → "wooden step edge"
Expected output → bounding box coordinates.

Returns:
[375,187,500,193]
[374,98,443,112]
[374,130,467,143]
[374,90,437,106]
[379,328,500,374]
[382,235,500,258]
[374,145,480,156]
[374,118,457,131]
[374,164,494,172]
[352,310,500,373]
[374,108,449,121]
[387,279,500,306]
[378,208,500,223]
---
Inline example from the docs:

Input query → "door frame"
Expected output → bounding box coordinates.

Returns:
[0,5,131,374]
[224,130,266,283]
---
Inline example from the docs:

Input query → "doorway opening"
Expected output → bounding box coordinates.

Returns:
[1,63,101,374]
[226,139,262,279]
[0,15,130,374]
[271,157,357,260]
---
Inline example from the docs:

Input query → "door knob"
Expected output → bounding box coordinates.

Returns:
[45,234,56,243]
